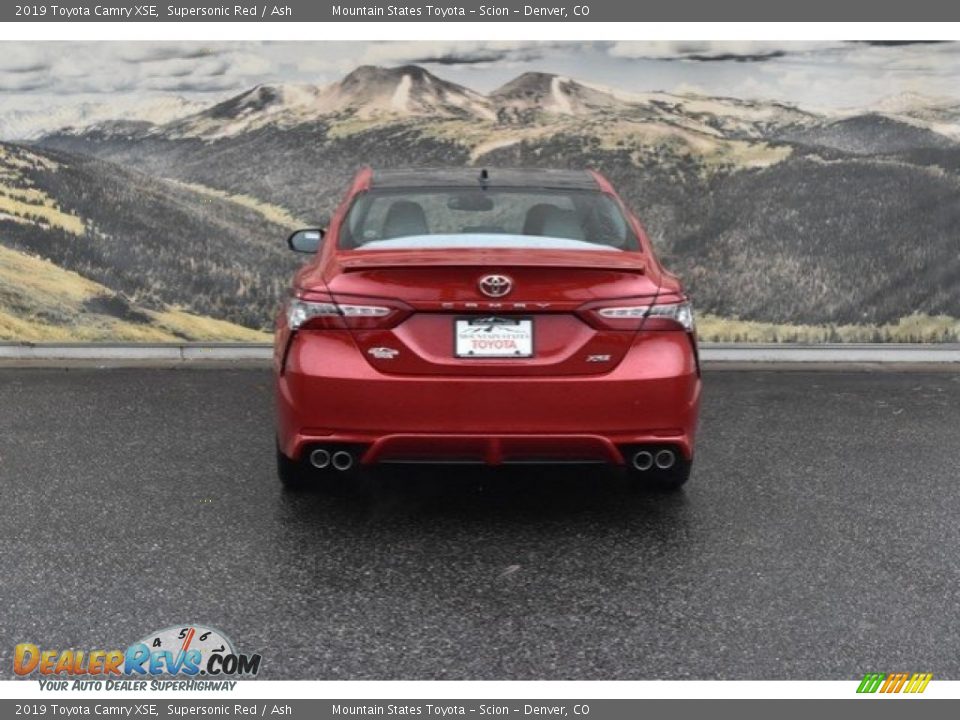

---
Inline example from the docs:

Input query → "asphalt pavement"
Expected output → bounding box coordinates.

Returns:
[2,367,960,679]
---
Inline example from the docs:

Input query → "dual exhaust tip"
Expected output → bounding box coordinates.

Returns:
[631,449,676,472]
[309,448,355,471]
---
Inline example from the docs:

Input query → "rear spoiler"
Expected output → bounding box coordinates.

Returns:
[335,249,646,273]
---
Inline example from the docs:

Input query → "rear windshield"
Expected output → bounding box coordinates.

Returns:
[339,188,638,251]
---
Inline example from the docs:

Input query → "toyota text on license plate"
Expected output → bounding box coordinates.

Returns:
[455,317,533,358]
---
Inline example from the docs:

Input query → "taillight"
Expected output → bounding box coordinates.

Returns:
[580,297,695,332]
[287,292,411,330]
[638,301,695,331]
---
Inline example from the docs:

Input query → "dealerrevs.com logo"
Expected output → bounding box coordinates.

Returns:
[15,625,261,690]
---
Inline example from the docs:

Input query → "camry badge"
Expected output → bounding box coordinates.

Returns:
[586,354,612,363]
[478,274,513,298]
[368,347,399,360]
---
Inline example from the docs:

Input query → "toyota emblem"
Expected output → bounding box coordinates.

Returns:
[478,274,513,298]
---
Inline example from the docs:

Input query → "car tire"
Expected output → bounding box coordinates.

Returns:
[276,440,311,490]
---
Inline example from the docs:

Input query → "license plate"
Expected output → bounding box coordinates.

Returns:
[455,317,533,358]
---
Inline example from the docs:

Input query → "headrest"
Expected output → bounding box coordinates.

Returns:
[382,200,429,239]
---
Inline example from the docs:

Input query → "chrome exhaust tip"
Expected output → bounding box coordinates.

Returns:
[632,450,654,472]
[655,449,676,470]
[332,451,354,471]
[309,448,331,469]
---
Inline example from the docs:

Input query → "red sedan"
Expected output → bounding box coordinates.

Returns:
[274,167,701,490]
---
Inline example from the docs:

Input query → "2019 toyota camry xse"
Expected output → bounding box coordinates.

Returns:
[274,167,701,490]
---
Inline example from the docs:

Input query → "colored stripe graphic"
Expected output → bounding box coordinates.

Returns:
[857,672,932,694]
[881,672,904,693]
[904,673,933,694]
[857,673,885,693]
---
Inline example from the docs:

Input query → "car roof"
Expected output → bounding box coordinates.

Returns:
[370,167,600,191]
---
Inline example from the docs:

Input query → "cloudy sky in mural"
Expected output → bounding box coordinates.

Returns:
[1,40,957,123]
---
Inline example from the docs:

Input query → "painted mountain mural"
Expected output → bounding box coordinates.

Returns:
[4,63,960,341]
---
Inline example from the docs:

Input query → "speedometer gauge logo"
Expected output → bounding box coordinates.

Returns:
[135,625,236,674]
[128,624,259,677]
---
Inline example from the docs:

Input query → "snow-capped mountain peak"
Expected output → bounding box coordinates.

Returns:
[162,65,496,139]
[491,72,630,116]
[328,64,495,120]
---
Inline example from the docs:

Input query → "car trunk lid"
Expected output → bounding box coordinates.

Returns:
[307,249,660,377]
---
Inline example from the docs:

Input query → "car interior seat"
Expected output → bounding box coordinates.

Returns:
[522,203,586,241]
[382,200,429,239]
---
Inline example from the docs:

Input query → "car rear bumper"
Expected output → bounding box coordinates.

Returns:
[276,330,700,466]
